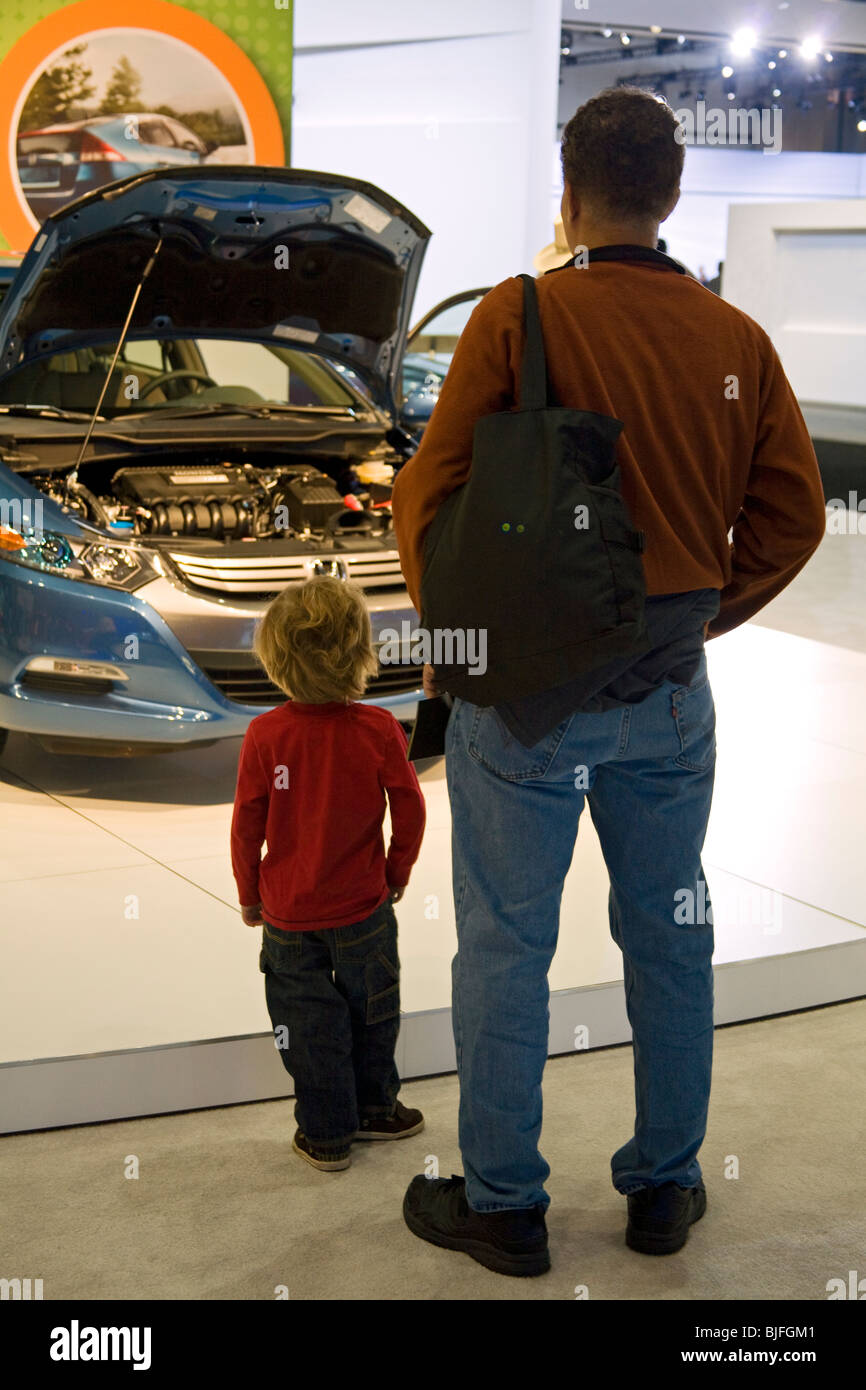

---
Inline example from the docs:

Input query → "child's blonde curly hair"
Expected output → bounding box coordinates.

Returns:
[254,576,379,703]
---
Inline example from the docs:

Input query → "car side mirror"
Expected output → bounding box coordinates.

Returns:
[399,380,439,429]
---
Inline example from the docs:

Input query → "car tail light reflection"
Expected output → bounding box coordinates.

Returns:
[79,132,128,162]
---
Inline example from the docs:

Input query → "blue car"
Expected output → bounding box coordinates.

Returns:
[17,113,211,223]
[0,165,489,759]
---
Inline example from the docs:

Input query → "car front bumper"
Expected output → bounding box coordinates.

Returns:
[0,566,422,752]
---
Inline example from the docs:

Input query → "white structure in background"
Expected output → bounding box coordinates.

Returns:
[547,144,866,292]
[292,0,562,318]
[724,197,866,444]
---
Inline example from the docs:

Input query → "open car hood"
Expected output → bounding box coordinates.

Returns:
[0,167,431,421]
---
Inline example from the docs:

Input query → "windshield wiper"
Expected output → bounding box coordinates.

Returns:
[126,402,353,421]
[0,404,104,422]
[124,401,270,421]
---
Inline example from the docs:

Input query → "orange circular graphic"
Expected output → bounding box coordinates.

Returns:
[0,0,285,251]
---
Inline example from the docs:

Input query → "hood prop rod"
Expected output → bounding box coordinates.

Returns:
[65,236,164,498]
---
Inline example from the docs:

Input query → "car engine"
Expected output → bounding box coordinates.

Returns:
[112,463,265,539]
[35,456,395,542]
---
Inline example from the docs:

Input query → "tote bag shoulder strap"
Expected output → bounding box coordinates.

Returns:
[517,272,551,412]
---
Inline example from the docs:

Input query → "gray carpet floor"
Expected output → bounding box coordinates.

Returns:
[3,999,863,1301]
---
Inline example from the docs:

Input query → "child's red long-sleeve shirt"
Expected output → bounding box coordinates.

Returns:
[230,700,426,931]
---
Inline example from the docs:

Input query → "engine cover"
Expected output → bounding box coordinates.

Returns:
[112,464,259,539]
[276,469,346,533]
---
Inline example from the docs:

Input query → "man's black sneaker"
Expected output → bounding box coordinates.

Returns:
[403,1173,550,1277]
[292,1128,352,1171]
[354,1100,424,1140]
[625,1178,707,1254]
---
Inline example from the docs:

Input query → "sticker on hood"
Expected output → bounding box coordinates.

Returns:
[344,194,392,235]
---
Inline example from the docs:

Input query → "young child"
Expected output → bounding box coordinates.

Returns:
[230,576,426,1172]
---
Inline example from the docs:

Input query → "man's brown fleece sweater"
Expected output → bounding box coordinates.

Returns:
[391,255,827,641]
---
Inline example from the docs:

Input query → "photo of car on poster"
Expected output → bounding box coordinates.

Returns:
[0,164,490,758]
[0,0,287,254]
[15,31,251,226]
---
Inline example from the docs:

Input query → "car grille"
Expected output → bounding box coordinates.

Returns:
[168,548,406,597]
[202,657,422,707]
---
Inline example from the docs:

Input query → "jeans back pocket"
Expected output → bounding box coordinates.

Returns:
[671,676,716,772]
[260,922,301,972]
[465,702,572,781]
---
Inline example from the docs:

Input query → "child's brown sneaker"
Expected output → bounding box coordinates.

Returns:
[292,1129,352,1170]
[354,1100,424,1140]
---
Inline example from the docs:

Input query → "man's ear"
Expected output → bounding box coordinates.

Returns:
[560,183,578,226]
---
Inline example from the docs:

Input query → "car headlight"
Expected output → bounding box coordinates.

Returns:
[0,525,156,591]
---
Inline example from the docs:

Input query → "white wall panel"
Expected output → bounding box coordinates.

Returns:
[724,199,866,410]
[664,151,866,278]
[297,0,533,47]
[292,0,562,316]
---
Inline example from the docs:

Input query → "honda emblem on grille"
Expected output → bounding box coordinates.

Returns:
[304,558,349,581]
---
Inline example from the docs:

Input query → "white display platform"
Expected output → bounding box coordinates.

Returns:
[1,621,864,1132]
[724,198,866,416]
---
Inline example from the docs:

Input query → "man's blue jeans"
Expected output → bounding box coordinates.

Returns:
[445,651,716,1214]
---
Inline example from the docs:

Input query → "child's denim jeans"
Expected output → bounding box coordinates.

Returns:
[260,898,401,1151]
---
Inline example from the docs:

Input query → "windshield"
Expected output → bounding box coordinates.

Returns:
[0,337,361,415]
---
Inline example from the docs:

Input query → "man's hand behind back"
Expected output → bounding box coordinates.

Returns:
[422,663,440,699]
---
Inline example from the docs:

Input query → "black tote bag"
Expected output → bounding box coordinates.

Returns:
[418,271,651,706]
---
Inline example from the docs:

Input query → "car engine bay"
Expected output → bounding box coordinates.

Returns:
[29,449,399,544]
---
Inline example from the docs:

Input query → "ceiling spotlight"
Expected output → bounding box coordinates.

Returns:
[825,53,834,63]
[650,25,662,35]
[772,87,782,98]
[778,50,787,59]
[731,27,757,57]
[768,61,776,70]
[858,119,866,133]
[677,35,686,46]
[722,65,734,79]
[621,33,631,46]
[601,28,613,39]
[800,36,821,62]
[727,91,736,102]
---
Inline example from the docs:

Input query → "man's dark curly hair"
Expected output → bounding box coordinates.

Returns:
[560,86,684,221]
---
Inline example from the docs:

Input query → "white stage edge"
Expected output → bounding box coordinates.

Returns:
[3,940,864,1133]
